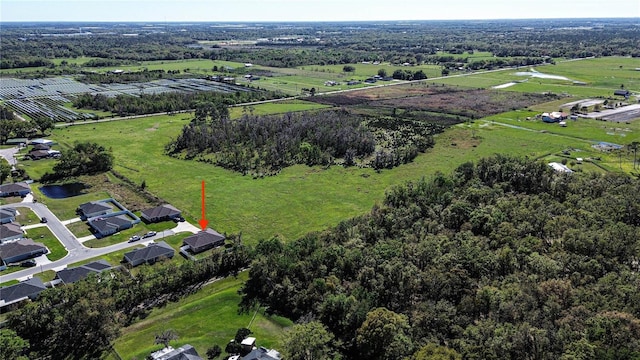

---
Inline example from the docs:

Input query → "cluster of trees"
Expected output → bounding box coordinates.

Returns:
[241,155,640,359]
[42,142,113,181]
[391,69,427,81]
[167,107,376,176]
[73,88,278,117]
[5,240,252,359]
[168,105,441,176]
[0,105,56,144]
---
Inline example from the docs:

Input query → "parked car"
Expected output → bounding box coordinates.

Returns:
[142,231,156,239]
[128,235,141,243]
[40,217,47,223]
[21,259,37,267]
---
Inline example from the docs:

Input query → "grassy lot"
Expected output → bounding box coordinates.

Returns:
[431,57,640,97]
[24,226,68,261]
[66,221,93,238]
[229,100,331,117]
[15,206,41,225]
[32,188,112,221]
[112,272,292,360]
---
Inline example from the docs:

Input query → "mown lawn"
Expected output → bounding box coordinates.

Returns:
[24,226,68,261]
[15,206,41,225]
[112,272,292,360]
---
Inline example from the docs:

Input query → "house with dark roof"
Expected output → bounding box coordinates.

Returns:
[0,222,24,243]
[88,214,134,238]
[0,238,48,264]
[614,89,630,97]
[149,345,203,360]
[241,347,282,360]
[55,260,112,284]
[141,204,181,223]
[182,228,225,254]
[28,149,51,160]
[123,241,174,267]
[0,182,31,197]
[77,201,113,220]
[0,277,47,307]
[0,208,17,224]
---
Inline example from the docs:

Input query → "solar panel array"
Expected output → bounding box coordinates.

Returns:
[0,77,252,122]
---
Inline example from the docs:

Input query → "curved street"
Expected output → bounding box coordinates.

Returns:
[0,198,200,283]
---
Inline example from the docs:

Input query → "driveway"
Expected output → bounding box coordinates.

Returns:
[0,199,202,283]
[0,146,20,166]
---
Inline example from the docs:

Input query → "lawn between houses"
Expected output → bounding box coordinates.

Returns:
[110,272,292,360]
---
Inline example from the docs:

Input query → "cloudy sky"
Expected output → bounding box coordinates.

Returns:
[2,0,638,22]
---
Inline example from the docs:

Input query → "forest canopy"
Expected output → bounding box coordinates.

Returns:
[241,155,640,359]
[166,107,441,176]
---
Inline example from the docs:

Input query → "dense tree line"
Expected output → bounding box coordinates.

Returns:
[2,19,638,71]
[241,155,640,359]
[79,69,185,84]
[72,88,279,117]
[6,240,252,359]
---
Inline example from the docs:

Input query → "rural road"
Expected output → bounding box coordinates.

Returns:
[0,197,201,284]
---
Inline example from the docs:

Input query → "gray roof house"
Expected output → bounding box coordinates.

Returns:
[0,182,31,198]
[123,241,174,267]
[77,201,113,220]
[0,222,24,243]
[183,228,225,254]
[0,277,47,307]
[55,260,112,284]
[88,215,134,238]
[150,345,203,360]
[141,204,181,223]
[0,238,48,264]
[0,208,17,224]
[28,149,51,160]
[241,347,282,360]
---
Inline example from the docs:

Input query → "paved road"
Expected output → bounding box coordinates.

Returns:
[0,198,200,283]
[0,147,20,166]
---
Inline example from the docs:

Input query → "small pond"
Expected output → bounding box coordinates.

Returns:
[39,183,86,199]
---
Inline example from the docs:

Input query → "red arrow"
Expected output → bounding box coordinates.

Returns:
[198,180,208,231]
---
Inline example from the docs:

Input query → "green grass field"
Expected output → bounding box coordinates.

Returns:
[112,272,292,360]
[22,226,68,261]
[431,57,640,97]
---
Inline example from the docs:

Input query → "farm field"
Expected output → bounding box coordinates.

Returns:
[111,272,292,360]
[430,56,640,98]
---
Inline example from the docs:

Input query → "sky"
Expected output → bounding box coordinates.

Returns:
[2,0,639,22]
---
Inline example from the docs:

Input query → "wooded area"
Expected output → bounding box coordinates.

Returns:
[241,155,640,359]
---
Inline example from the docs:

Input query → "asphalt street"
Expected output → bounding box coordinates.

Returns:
[0,198,200,283]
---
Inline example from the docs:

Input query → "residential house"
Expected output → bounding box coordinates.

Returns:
[242,347,282,360]
[0,277,47,307]
[548,162,573,173]
[28,149,51,160]
[0,238,48,264]
[55,260,112,284]
[30,139,54,146]
[77,200,113,220]
[0,222,24,243]
[241,337,256,352]
[141,204,181,223]
[149,344,203,360]
[614,89,630,97]
[32,143,51,151]
[0,182,31,197]
[182,228,225,254]
[123,241,174,267]
[541,112,568,123]
[0,208,17,224]
[88,215,134,238]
